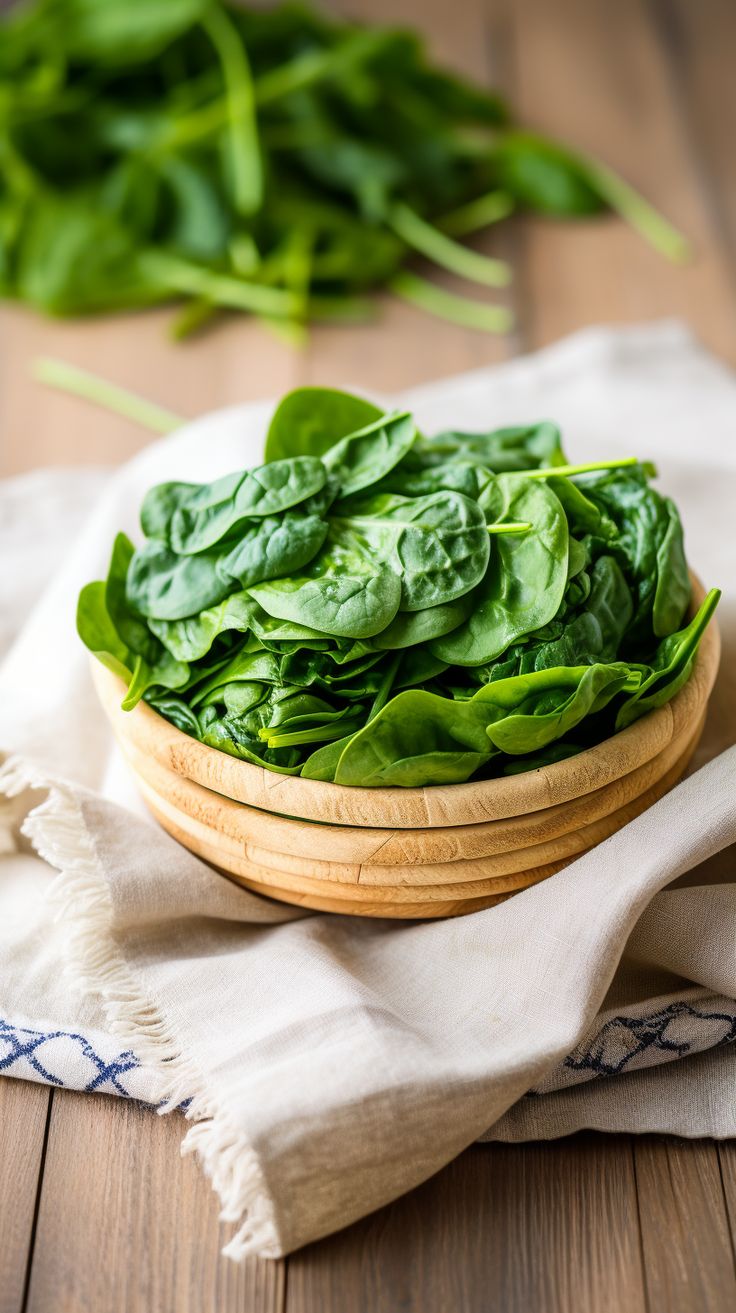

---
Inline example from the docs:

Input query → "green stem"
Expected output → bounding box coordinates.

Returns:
[390,271,513,334]
[389,202,512,288]
[169,298,220,341]
[200,5,262,215]
[521,457,639,479]
[33,358,183,433]
[264,721,363,749]
[438,190,515,238]
[255,28,390,106]
[488,521,531,533]
[141,249,302,318]
[367,654,401,722]
[583,156,691,264]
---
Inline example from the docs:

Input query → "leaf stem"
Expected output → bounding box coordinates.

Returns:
[389,202,512,288]
[583,156,691,264]
[200,5,262,215]
[390,271,513,334]
[367,653,401,721]
[438,190,515,238]
[263,721,363,749]
[521,457,639,479]
[33,358,183,433]
[488,521,531,534]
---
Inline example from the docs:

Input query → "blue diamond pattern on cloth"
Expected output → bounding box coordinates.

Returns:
[0,1017,142,1096]
[562,1000,736,1081]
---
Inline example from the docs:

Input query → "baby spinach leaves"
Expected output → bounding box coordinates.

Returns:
[78,386,718,786]
[1,3,687,338]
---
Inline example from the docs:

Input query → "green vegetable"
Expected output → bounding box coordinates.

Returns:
[77,386,718,786]
[1,1,688,339]
[616,589,721,729]
[265,387,383,462]
[431,475,569,664]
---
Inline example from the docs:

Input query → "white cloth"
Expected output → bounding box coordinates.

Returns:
[1,322,734,1258]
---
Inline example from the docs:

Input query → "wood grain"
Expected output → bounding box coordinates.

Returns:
[0,1081,50,1313]
[635,1137,736,1312]
[717,1140,736,1260]
[124,713,703,889]
[24,1090,284,1313]
[116,700,704,867]
[287,1137,648,1313]
[510,0,736,363]
[137,725,699,918]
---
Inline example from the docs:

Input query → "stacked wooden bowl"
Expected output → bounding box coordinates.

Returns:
[93,578,719,919]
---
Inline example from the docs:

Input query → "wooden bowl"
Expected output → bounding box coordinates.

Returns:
[92,576,720,918]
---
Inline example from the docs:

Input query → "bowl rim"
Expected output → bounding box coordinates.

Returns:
[92,573,719,830]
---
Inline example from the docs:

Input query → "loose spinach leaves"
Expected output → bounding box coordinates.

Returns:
[1,2,687,338]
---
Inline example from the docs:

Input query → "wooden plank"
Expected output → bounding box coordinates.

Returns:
[717,1140,736,1263]
[0,305,302,478]
[508,0,736,362]
[634,1137,736,1312]
[287,1137,647,1313]
[652,0,736,266]
[25,1090,284,1313]
[0,1080,50,1313]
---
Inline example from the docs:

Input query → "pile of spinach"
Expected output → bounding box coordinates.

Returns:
[78,385,719,787]
[1,0,687,337]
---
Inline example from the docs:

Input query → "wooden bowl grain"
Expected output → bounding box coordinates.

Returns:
[92,575,720,918]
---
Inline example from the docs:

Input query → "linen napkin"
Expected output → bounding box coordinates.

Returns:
[1,321,735,1258]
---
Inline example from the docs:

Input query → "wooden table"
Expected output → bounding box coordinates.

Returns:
[1,2,735,1309]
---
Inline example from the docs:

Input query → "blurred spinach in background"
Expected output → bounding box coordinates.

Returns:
[0,0,688,338]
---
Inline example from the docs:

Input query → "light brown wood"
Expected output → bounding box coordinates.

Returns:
[0,1080,49,1313]
[139,728,697,917]
[115,697,704,871]
[24,1090,284,1313]
[717,1140,736,1254]
[132,719,701,900]
[512,0,736,365]
[634,1137,736,1312]
[287,1137,649,1313]
[119,708,704,887]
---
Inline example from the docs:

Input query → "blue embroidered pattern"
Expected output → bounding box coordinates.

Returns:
[0,1017,142,1096]
[562,1000,736,1080]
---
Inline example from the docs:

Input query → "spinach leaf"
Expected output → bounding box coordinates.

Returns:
[169,457,327,553]
[265,386,383,461]
[331,489,490,611]
[413,422,565,472]
[653,497,690,637]
[149,591,258,661]
[476,663,633,754]
[322,411,417,497]
[77,581,135,685]
[616,588,720,730]
[249,538,402,638]
[1,3,687,339]
[432,475,568,664]
[372,595,473,649]
[333,689,496,787]
[126,540,232,620]
[217,511,328,587]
